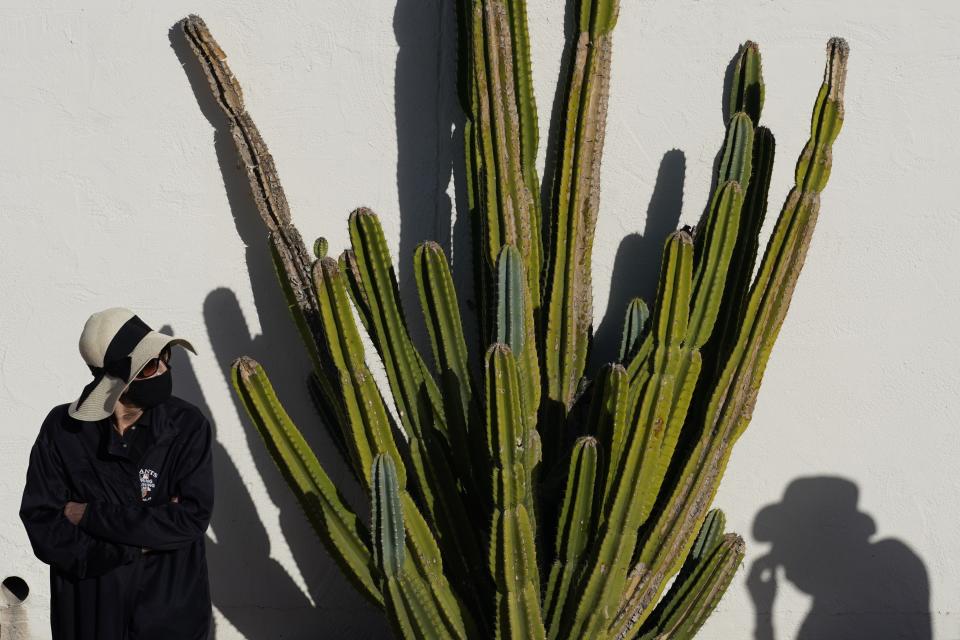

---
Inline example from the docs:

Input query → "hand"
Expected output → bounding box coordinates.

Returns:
[63,501,87,525]
[170,495,180,503]
[747,553,778,613]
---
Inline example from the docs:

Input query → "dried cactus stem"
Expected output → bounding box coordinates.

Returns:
[462,0,543,339]
[181,14,346,447]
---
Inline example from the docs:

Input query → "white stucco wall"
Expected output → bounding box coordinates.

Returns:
[1,1,958,638]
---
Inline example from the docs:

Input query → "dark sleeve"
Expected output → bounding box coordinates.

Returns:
[19,416,139,580]
[80,415,214,551]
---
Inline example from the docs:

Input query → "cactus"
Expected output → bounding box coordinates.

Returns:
[636,510,746,640]
[180,8,848,639]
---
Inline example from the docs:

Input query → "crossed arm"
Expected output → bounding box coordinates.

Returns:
[77,420,214,551]
[64,496,180,552]
[20,429,138,580]
[20,416,214,579]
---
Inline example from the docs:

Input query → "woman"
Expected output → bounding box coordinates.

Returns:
[20,306,215,640]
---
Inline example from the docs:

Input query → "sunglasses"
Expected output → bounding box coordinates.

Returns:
[135,348,172,380]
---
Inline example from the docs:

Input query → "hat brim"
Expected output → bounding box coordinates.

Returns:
[67,332,197,422]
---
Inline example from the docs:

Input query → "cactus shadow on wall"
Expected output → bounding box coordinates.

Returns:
[158,323,308,637]
[583,39,746,372]
[748,477,931,640]
[589,149,685,370]
[168,25,392,639]
[163,310,389,638]
[394,0,471,365]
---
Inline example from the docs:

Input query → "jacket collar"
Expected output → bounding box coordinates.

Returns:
[96,400,179,459]
[136,405,154,427]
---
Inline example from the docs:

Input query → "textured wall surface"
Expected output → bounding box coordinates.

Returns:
[1,1,958,638]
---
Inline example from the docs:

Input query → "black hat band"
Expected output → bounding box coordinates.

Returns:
[75,314,153,410]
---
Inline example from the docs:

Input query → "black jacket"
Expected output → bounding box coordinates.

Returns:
[20,396,214,640]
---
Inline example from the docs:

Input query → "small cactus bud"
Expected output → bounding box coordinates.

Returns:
[314,237,328,259]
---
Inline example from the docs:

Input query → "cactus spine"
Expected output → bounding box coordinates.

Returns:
[181,9,848,639]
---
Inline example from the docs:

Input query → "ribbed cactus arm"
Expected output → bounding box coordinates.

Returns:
[619,298,650,364]
[347,208,447,443]
[505,0,542,256]
[559,230,692,640]
[372,455,470,640]
[594,365,630,532]
[348,209,489,621]
[637,529,745,640]
[312,256,405,490]
[714,113,755,187]
[688,41,768,379]
[636,148,747,502]
[795,39,847,193]
[345,209,449,512]
[231,357,382,606]
[496,244,543,534]
[687,509,727,569]
[639,222,709,504]
[373,455,406,579]
[413,242,475,407]
[413,241,482,502]
[688,167,750,348]
[460,0,542,331]
[543,436,600,639]
[496,244,542,444]
[613,39,849,639]
[653,231,693,345]
[542,0,621,419]
[729,41,764,124]
[704,127,776,381]
[641,185,746,490]
[690,43,769,387]
[485,344,545,640]
[484,345,530,523]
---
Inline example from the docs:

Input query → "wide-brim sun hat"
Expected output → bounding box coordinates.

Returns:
[753,477,876,543]
[67,306,197,421]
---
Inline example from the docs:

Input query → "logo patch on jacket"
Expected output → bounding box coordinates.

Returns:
[139,468,158,501]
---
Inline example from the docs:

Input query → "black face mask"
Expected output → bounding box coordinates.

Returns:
[123,368,172,408]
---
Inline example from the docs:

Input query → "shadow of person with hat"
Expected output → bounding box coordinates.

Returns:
[748,477,931,639]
